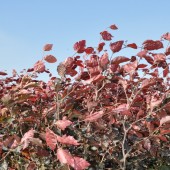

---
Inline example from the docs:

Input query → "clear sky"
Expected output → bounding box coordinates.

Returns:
[0,0,170,80]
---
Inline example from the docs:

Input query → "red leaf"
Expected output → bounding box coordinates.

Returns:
[110,41,124,53]
[110,24,118,30]
[97,42,105,52]
[83,74,104,84]
[43,44,53,51]
[21,129,35,150]
[113,104,129,113]
[100,52,109,68]
[156,135,168,142]
[153,53,166,63]
[160,116,170,126]
[127,43,137,49]
[100,31,113,41]
[143,55,154,65]
[71,157,90,170]
[163,67,169,77]
[56,135,80,146]
[57,148,73,165]
[123,60,138,73]
[161,32,170,41]
[137,50,148,58]
[44,55,57,63]
[55,119,72,131]
[45,128,57,150]
[85,47,94,55]
[143,40,163,50]
[57,148,90,170]
[111,56,130,64]
[150,97,162,111]
[73,40,86,53]
[34,60,45,73]
[84,111,104,122]
[137,64,147,68]
[141,78,156,89]
[165,46,170,56]
[143,139,151,151]
[0,71,7,76]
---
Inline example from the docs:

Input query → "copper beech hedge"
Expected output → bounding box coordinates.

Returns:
[0,24,170,170]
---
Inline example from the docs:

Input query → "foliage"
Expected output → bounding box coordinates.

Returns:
[0,24,170,170]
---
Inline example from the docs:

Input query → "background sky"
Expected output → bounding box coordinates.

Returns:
[0,0,170,81]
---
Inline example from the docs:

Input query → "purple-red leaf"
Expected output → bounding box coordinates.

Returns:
[71,157,90,170]
[45,128,57,150]
[21,129,35,150]
[100,52,109,68]
[56,135,80,146]
[161,32,170,41]
[34,60,45,73]
[84,111,104,122]
[110,41,124,53]
[97,42,105,52]
[111,56,130,64]
[73,40,86,53]
[137,50,148,58]
[143,40,163,50]
[57,148,73,165]
[43,44,53,51]
[127,43,137,49]
[100,31,113,41]
[160,116,170,126]
[44,55,57,63]
[0,71,7,76]
[55,119,72,131]
[85,47,94,55]
[110,24,118,30]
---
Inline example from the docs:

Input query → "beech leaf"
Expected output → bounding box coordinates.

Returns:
[127,43,137,49]
[43,44,53,51]
[44,55,57,63]
[56,135,80,146]
[84,111,104,122]
[111,56,130,64]
[110,40,124,53]
[20,129,35,150]
[45,128,57,150]
[72,157,90,170]
[110,24,118,30]
[100,31,113,41]
[57,148,73,165]
[160,116,170,126]
[55,119,72,131]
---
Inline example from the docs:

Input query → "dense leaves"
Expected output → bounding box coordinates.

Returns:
[0,24,170,170]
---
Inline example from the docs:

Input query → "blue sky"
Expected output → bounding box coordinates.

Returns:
[0,0,170,80]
